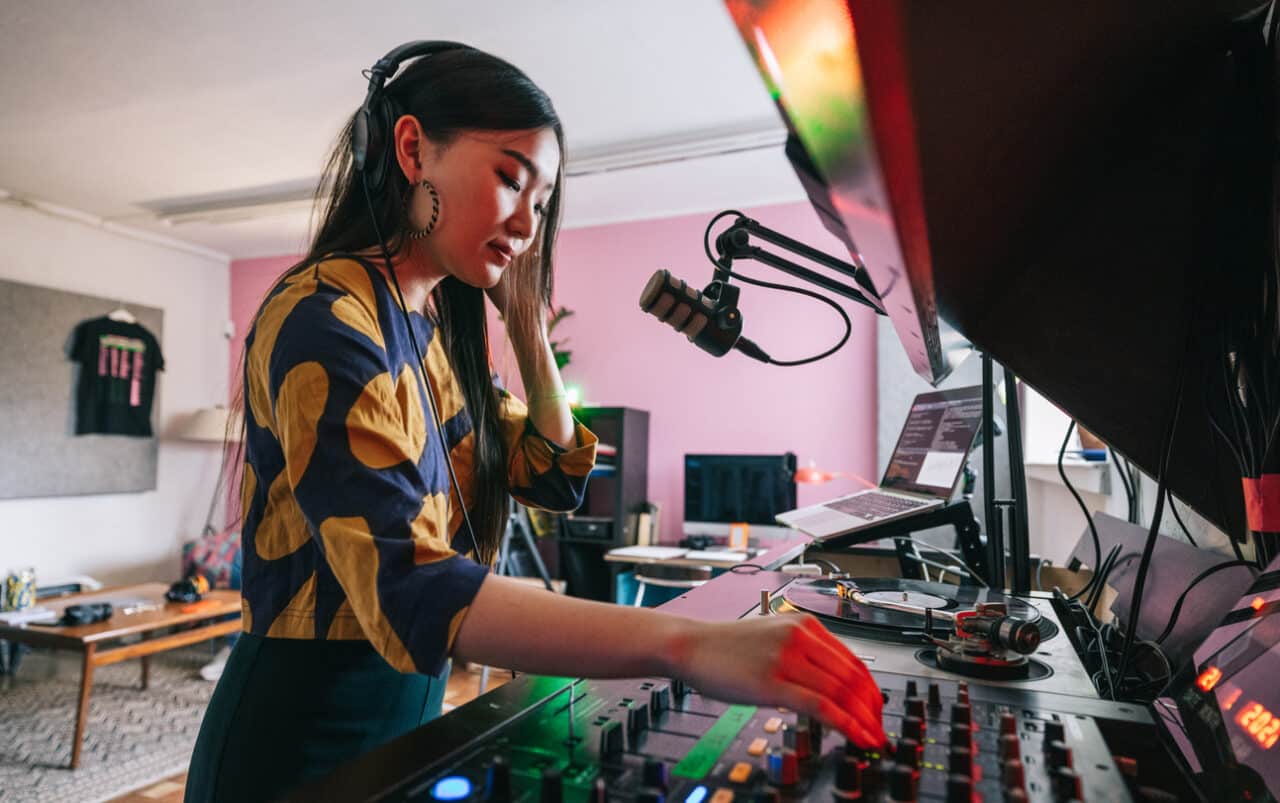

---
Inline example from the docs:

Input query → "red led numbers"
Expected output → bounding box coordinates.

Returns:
[1236,702,1280,750]
[1197,666,1222,692]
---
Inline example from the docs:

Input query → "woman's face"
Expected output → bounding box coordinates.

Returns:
[404,124,560,289]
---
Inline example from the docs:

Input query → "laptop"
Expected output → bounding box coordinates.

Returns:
[776,385,985,540]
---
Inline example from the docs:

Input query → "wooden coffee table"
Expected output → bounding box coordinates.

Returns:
[0,582,241,768]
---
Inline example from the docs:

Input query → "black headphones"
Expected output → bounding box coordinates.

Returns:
[351,40,472,199]
[351,41,484,561]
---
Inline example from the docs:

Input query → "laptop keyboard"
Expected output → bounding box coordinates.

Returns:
[827,491,930,520]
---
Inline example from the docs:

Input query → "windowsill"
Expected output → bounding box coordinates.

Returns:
[1024,460,1111,495]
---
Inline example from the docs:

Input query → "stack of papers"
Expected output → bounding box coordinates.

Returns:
[0,607,58,625]
[682,550,750,563]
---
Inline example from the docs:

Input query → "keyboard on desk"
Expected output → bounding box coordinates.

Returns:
[826,490,931,520]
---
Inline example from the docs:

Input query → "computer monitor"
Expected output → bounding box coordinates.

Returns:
[684,453,797,540]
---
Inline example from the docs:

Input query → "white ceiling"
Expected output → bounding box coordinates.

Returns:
[0,0,807,260]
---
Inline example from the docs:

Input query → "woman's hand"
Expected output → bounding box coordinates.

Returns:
[668,614,886,749]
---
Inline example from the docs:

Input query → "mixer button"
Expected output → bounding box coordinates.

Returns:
[1045,740,1073,769]
[710,789,734,803]
[1003,788,1029,802]
[628,702,651,738]
[999,712,1018,736]
[948,746,973,776]
[747,738,769,757]
[927,683,943,712]
[945,773,973,803]
[905,680,919,698]
[833,756,863,801]
[728,762,754,784]
[949,723,973,748]
[590,778,609,803]
[766,748,799,786]
[650,685,671,714]
[1001,759,1025,789]
[1051,767,1082,799]
[540,768,563,803]
[485,757,511,802]
[901,715,925,743]
[887,764,918,802]
[763,717,783,734]
[1043,720,1066,743]
[643,759,669,790]
[894,738,921,769]
[998,734,1021,761]
[783,722,812,760]
[598,721,623,759]
[636,789,664,803]
[950,703,972,727]
[905,697,926,719]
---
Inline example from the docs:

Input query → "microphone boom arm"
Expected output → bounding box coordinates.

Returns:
[715,216,886,315]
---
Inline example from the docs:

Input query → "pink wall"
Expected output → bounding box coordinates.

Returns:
[229,201,877,544]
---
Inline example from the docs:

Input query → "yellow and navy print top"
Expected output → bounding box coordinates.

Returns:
[240,256,597,676]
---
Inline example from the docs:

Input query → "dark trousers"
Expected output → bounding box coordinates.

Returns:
[185,633,448,803]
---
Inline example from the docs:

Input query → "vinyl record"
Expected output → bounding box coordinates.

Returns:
[782,578,1041,637]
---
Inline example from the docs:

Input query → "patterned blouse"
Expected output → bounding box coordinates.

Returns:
[238,257,597,675]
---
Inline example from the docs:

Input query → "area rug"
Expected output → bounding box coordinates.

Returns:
[0,645,216,803]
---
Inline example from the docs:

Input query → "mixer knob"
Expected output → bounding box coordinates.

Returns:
[671,679,687,701]
[927,683,942,712]
[1001,759,1025,789]
[901,716,925,743]
[950,703,972,727]
[894,739,921,769]
[887,764,918,802]
[905,680,919,698]
[1045,740,1073,768]
[808,716,823,751]
[589,778,609,803]
[635,789,664,803]
[949,723,972,748]
[1043,720,1066,743]
[643,759,669,790]
[833,756,863,800]
[1003,788,1029,803]
[782,722,812,761]
[1051,767,1082,799]
[948,746,973,777]
[486,756,511,802]
[904,697,926,719]
[754,787,780,803]
[540,768,563,803]
[945,774,973,803]
[628,703,651,739]
[650,685,670,714]
[766,748,799,787]
[599,720,623,759]
[999,712,1018,737]
[957,683,970,705]
[998,734,1021,761]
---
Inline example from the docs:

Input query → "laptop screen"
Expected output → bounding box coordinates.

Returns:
[880,385,985,497]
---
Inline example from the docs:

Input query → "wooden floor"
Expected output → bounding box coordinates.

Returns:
[108,662,510,803]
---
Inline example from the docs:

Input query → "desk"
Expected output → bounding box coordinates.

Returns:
[0,583,241,768]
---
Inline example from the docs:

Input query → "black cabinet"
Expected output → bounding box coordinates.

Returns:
[557,406,649,601]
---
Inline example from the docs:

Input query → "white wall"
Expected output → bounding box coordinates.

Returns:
[0,202,230,587]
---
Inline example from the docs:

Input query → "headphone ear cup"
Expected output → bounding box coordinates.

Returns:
[364,94,404,199]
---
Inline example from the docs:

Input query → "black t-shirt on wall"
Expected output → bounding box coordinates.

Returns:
[69,317,165,437]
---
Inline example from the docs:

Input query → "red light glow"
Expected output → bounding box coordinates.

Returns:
[1197,666,1223,692]
[1236,702,1280,750]
[1252,597,1266,612]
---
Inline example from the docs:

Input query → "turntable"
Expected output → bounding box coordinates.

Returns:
[773,577,1099,698]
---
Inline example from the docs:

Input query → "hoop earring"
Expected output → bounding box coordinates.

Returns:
[406,179,441,239]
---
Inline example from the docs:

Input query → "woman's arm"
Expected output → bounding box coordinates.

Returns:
[453,575,887,749]
[508,317,575,449]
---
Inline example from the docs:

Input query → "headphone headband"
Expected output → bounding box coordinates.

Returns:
[352,40,472,194]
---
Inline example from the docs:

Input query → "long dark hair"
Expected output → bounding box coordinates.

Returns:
[230,45,566,565]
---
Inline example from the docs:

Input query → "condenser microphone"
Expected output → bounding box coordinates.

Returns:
[638,269,770,362]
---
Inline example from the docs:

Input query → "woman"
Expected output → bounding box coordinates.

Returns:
[186,43,884,802]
